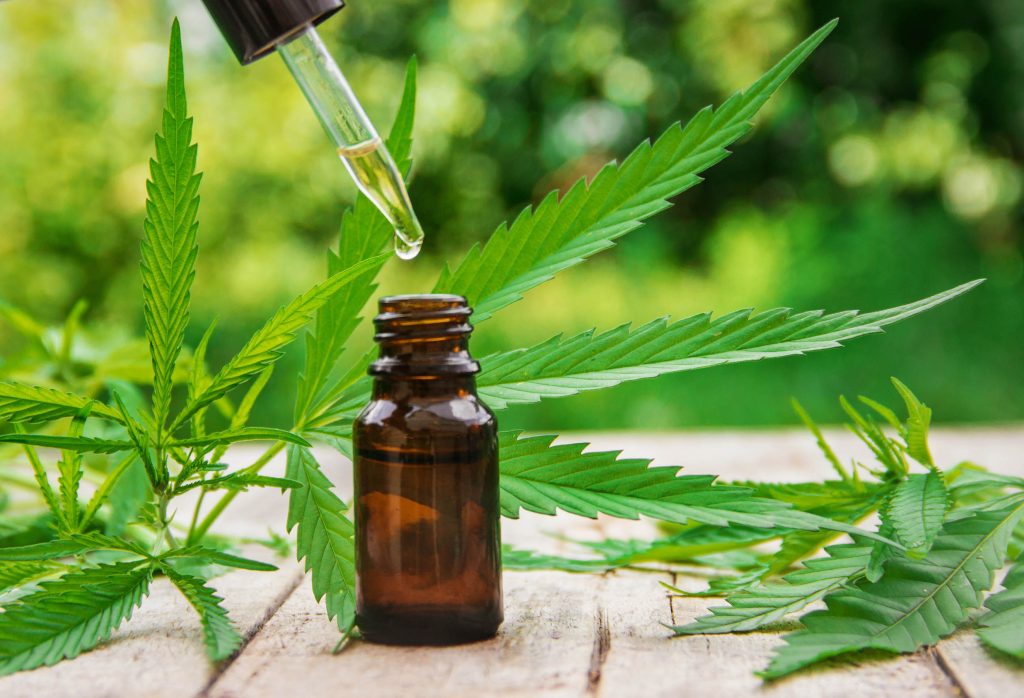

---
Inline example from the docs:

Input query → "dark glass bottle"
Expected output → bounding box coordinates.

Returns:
[353,294,503,645]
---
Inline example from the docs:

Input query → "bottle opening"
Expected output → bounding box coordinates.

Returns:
[371,295,478,376]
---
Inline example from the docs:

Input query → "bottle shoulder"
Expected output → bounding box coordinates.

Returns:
[356,392,496,432]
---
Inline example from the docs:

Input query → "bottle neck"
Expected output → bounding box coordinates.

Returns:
[369,294,480,379]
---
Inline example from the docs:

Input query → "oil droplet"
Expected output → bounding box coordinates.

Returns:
[337,138,425,262]
[394,232,422,260]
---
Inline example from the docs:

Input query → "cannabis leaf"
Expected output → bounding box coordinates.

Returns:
[433,21,837,322]
[163,566,242,661]
[977,554,1024,658]
[176,472,301,494]
[501,545,619,572]
[762,502,1024,679]
[55,408,89,532]
[475,282,978,408]
[586,524,780,568]
[0,533,150,561]
[319,283,980,428]
[286,446,356,631]
[0,382,123,424]
[0,561,153,675]
[161,547,278,572]
[172,253,387,431]
[0,433,134,455]
[140,18,200,432]
[498,431,895,542]
[882,471,947,556]
[675,542,871,635]
[171,426,310,449]
[0,561,65,592]
[892,378,934,467]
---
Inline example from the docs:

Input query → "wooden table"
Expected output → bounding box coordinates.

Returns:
[3,427,1023,697]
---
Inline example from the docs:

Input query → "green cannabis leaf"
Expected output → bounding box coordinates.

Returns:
[433,21,838,322]
[761,501,1024,679]
[501,545,620,573]
[0,382,123,424]
[0,433,134,455]
[172,253,387,431]
[0,561,153,675]
[141,18,201,434]
[0,561,66,593]
[286,445,356,631]
[498,431,893,543]
[882,471,948,556]
[675,542,872,634]
[475,282,979,409]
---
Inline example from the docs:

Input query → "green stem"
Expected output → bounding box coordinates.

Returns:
[188,440,287,543]
[152,493,172,555]
[187,486,208,541]
[14,424,65,528]
[79,452,138,531]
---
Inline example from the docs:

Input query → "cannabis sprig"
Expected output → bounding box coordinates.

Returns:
[0,20,379,674]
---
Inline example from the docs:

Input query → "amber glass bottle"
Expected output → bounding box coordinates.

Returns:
[353,294,503,645]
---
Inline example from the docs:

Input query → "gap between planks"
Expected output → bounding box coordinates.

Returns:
[195,566,306,698]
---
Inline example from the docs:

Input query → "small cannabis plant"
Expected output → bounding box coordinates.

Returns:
[0,17,1004,679]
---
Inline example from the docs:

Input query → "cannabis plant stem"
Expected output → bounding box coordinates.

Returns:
[79,451,137,530]
[188,487,208,542]
[188,440,287,542]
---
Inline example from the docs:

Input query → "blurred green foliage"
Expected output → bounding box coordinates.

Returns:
[1,0,1021,430]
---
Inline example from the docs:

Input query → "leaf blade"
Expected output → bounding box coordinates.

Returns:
[433,21,838,321]
[286,445,356,632]
[475,282,980,410]
[141,18,201,431]
[0,382,123,424]
[0,561,153,675]
[675,542,872,635]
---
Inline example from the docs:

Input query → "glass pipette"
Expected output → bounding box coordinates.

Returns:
[277,27,424,259]
[201,0,424,259]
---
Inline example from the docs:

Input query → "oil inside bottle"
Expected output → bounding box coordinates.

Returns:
[355,444,501,636]
[337,138,424,260]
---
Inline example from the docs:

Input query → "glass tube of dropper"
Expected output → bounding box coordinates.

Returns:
[277,26,424,259]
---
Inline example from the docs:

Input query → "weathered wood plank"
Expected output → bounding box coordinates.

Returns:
[595,571,962,697]
[935,630,1024,698]
[0,557,302,698]
[207,571,602,698]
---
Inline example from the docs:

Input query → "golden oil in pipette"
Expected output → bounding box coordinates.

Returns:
[337,138,424,260]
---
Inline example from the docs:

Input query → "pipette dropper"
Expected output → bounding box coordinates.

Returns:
[201,0,424,259]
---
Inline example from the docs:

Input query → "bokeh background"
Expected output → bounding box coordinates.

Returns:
[1,0,1021,431]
